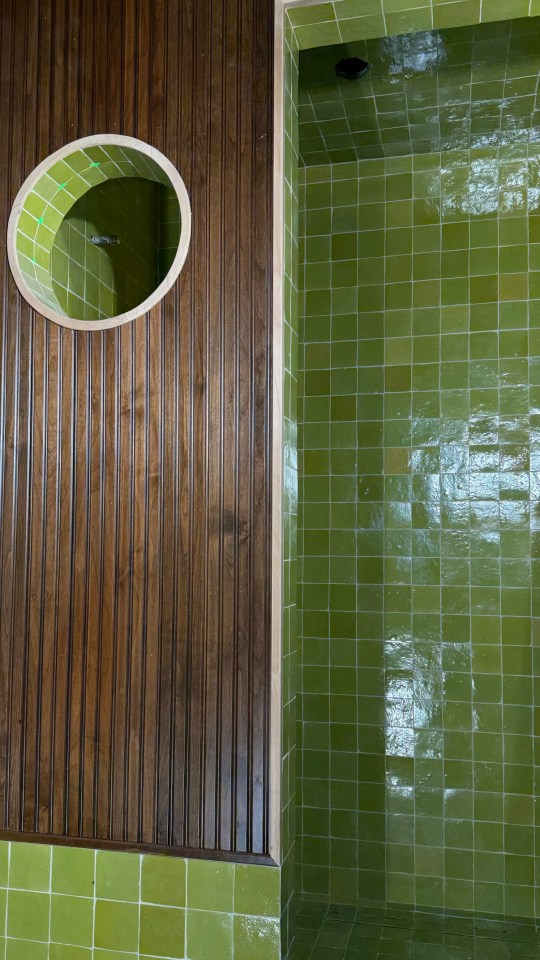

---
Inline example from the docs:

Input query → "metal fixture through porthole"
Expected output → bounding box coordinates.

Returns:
[7,134,191,331]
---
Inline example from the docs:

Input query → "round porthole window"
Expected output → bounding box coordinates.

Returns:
[7,134,191,331]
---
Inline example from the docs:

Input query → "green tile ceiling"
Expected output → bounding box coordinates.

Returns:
[287,0,540,49]
[298,16,540,165]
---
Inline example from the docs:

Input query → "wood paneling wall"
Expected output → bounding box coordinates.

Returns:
[0,0,274,861]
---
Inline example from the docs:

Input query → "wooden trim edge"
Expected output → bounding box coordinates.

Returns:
[269,0,285,868]
[0,830,279,866]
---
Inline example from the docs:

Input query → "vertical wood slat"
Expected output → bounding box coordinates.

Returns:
[0,0,274,861]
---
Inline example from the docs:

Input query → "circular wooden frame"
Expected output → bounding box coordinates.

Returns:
[7,134,191,331]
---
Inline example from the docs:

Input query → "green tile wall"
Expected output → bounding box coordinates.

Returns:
[297,142,540,920]
[0,841,280,959]
[299,18,540,165]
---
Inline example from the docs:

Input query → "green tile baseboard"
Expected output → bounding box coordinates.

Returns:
[0,841,280,960]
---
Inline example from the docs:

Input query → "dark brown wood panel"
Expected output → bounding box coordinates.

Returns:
[0,0,274,860]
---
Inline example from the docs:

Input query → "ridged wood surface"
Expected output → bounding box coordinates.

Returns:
[0,0,273,860]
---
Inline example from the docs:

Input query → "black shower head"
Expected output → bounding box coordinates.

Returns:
[299,44,371,89]
[335,56,370,80]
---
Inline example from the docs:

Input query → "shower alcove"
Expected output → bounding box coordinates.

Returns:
[8,134,191,330]
[277,4,540,958]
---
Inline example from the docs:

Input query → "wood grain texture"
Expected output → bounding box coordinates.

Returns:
[0,0,274,861]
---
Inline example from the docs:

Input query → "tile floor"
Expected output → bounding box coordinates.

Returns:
[292,900,540,959]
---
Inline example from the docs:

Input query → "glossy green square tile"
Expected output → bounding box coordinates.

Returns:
[7,890,49,941]
[50,894,93,947]
[139,904,185,958]
[95,851,139,902]
[233,917,281,960]
[94,900,139,953]
[505,883,535,917]
[386,7,433,34]
[186,910,233,960]
[5,942,48,960]
[288,3,335,28]
[141,855,186,907]
[9,843,50,892]
[187,860,234,912]
[51,846,94,897]
[49,946,92,960]
[295,21,341,50]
